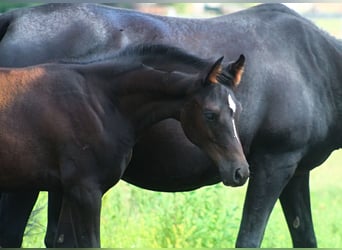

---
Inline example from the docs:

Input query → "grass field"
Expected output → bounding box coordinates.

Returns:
[21,150,342,248]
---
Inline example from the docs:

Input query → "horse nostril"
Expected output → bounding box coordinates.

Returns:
[234,167,248,185]
[234,168,243,183]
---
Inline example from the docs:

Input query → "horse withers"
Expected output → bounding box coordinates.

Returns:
[0,44,248,247]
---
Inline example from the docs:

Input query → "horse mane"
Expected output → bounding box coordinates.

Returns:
[118,44,209,68]
[56,44,237,88]
[57,44,210,70]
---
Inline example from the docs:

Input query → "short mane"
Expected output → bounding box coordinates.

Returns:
[58,44,210,71]
[118,44,209,68]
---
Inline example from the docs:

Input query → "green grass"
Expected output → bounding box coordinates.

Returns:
[21,150,342,248]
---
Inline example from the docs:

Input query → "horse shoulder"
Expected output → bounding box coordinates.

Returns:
[0,65,101,145]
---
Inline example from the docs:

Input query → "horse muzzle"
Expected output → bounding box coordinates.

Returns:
[219,160,249,187]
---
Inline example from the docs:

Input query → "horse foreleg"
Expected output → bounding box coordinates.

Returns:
[53,186,102,248]
[0,191,39,247]
[52,194,77,247]
[235,154,299,247]
[279,170,317,247]
[44,191,66,247]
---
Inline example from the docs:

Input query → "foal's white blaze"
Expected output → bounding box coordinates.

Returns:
[232,118,240,141]
[228,94,240,142]
[228,94,236,113]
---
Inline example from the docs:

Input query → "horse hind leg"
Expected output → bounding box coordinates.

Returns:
[279,170,317,247]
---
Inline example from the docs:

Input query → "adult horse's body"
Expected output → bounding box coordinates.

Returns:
[0,3,341,247]
[0,43,248,247]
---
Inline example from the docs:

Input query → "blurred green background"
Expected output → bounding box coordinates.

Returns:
[0,3,341,248]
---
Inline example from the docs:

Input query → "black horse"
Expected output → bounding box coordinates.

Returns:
[0,43,247,247]
[0,3,341,247]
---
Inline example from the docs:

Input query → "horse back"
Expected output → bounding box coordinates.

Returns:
[0,3,171,67]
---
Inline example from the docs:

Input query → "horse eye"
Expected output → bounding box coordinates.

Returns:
[203,111,218,122]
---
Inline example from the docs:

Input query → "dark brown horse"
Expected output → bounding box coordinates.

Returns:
[0,3,341,247]
[0,43,248,247]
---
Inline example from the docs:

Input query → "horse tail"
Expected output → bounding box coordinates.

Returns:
[0,12,13,43]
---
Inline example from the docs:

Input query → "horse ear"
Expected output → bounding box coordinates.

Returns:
[227,54,245,87]
[205,56,224,85]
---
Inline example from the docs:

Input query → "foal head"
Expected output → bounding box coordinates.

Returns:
[78,44,249,187]
[119,44,249,186]
[179,54,249,187]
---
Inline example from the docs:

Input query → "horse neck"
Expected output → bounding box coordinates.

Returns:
[80,62,199,135]
[119,94,186,135]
